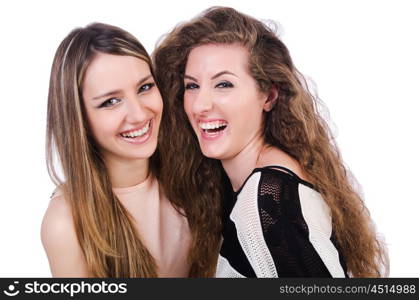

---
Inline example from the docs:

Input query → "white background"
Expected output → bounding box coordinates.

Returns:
[0,0,418,277]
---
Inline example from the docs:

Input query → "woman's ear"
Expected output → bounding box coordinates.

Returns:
[263,85,279,112]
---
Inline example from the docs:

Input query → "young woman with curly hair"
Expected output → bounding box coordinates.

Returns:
[153,6,388,277]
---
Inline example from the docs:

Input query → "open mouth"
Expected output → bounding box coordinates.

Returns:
[199,120,228,137]
[120,120,151,139]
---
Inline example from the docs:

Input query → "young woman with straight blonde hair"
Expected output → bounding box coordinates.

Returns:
[154,7,389,277]
[42,23,220,277]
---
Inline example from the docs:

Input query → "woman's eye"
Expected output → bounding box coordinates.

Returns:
[185,82,199,90]
[138,82,155,93]
[216,81,234,88]
[99,98,121,108]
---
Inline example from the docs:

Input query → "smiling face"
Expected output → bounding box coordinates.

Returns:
[82,53,163,165]
[183,43,270,160]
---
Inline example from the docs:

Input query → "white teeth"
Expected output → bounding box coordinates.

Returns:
[121,121,150,138]
[199,121,227,130]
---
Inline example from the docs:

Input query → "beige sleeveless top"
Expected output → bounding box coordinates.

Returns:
[52,176,192,277]
[113,176,192,277]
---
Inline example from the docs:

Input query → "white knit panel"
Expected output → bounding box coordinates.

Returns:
[230,172,278,277]
[298,184,346,277]
[216,255,246,278]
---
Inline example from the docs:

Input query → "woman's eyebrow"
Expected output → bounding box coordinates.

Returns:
[92,74,153,100]
[184,74,197,82]
[184,71,237,82]
[92,89,121,101]
[211,70,237,79]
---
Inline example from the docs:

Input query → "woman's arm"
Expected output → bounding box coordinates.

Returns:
[41,195,89,277]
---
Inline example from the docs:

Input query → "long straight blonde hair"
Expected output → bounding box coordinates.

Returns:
[46,23,221,277]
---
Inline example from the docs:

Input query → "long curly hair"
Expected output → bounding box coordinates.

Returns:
[153,6,389,277]
[46,22,220,277]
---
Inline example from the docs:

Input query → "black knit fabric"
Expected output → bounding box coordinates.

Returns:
[218,166,348,277]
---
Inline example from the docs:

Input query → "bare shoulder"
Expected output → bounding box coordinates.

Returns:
[41,191,75,247]
[41,191,89,277]
[258,147,310,181]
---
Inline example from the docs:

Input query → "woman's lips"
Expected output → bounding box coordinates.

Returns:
[119,119,153,145]
[198,119,228,141]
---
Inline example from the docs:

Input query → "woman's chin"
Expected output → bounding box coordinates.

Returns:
[199,145,226,160]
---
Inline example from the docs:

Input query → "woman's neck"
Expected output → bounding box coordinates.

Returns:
[221,137,265,192]
[105,156,150,188]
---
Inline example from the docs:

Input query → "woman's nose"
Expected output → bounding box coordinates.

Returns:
[124,96,147,124]
[192,89,213,114]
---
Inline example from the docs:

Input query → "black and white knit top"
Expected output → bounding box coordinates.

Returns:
[216,166,348,278]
